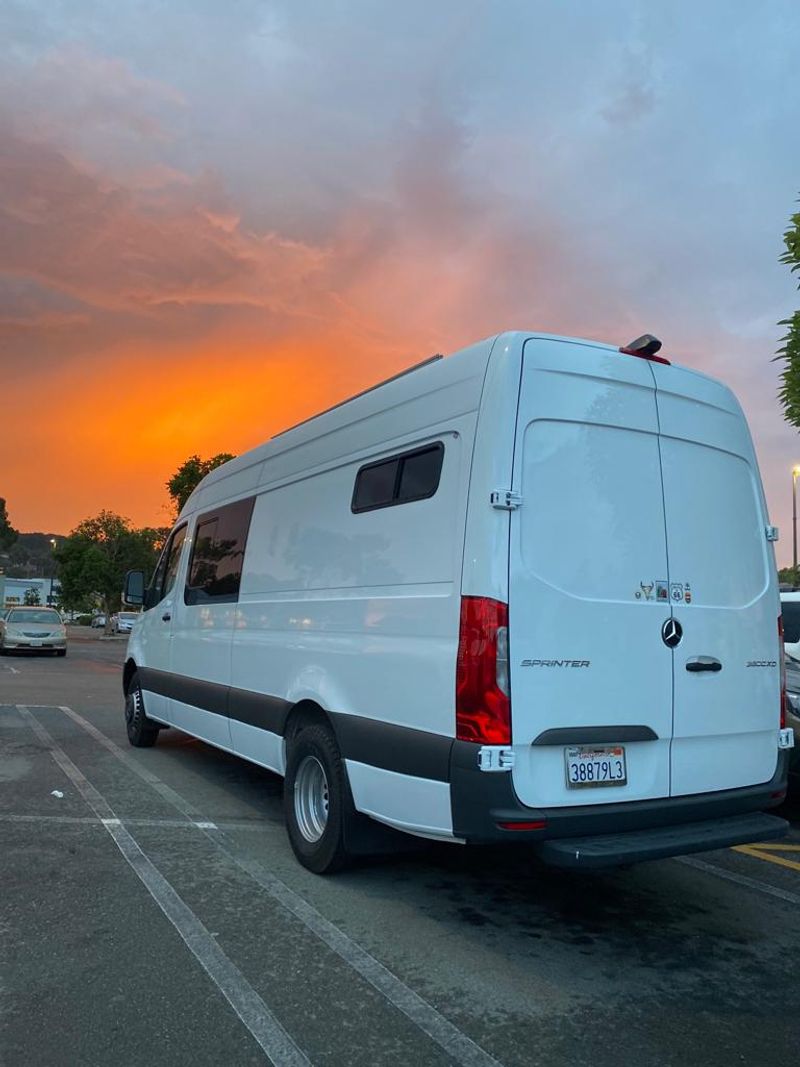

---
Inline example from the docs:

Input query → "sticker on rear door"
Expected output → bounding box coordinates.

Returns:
[656,581,669,601]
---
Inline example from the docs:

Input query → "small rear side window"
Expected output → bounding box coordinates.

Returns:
[352,443,444,513]
[782,601,800,644]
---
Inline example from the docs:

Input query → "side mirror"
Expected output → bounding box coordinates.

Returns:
[123,570,145,606]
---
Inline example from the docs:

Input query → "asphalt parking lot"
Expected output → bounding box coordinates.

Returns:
[2,633,799,1066]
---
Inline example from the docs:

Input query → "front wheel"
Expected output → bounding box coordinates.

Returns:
[124,672,159,748]
[284,722,353,874]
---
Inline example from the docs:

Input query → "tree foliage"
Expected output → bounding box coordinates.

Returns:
[777,199,800,427]
[0,498,18,552]
[166,453,235,517]
[23,586,41,605]
[3,531,65,579]
[54,511,166,616]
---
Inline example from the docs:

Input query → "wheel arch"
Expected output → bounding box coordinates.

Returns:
[283,699,337,745]
[122,657,138,695]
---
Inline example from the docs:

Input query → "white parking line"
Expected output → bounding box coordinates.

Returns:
[16,706,310,1067]
[675,854,800,907]
[55,704,503,1067]
[0,813,268,831]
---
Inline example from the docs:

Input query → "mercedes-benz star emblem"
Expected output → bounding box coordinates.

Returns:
[662,618,683,648]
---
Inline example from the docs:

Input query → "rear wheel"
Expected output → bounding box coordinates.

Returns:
[56,649,67,657]
[124,672,159,748]
[284,722,352,874]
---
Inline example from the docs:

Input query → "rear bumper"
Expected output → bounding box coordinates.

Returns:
[535,812,788,869]
[450,742,790,854]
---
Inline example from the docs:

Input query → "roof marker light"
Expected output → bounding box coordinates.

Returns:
[619,333,671,365]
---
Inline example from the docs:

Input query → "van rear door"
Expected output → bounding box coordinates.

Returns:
[508,338,673,809]
[650,365,780,796]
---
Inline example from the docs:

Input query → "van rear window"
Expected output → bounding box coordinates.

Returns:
[185,497,255,604]
[782,601,800,644]
[352,443,444,513]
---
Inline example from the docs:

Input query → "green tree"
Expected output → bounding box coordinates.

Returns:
[54,512,165,620]
[777,198,800,426]
[166,453,235,517]
[23,586,41,605]
[779,566,800,588]
[0,498,18,552]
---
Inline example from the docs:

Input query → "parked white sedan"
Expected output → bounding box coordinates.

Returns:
[110,611,140,635]
[0,607,68,655]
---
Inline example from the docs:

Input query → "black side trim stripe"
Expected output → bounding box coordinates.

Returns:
[138,668,450,782]
[532,725,658,746]
[139,667,229,717]
[332,713,452,781]
[229,687,291,735]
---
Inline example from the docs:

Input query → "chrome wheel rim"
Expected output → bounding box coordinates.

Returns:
[293,755,329,843]
[125,687,141,728]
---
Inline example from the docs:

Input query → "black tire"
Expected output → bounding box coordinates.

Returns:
[124,672,159,748]
[56,649,67,657]
[284,722,353,874]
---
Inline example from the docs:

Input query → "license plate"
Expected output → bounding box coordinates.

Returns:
[31,639,42,647]
[565,745,627,788]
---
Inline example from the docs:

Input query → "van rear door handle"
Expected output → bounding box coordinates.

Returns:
[686,658,721,672]
[161,612,171,622]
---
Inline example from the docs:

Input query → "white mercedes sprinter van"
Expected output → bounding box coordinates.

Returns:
[123,331,793,873]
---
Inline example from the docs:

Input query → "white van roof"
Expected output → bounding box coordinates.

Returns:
[180,331,664,517]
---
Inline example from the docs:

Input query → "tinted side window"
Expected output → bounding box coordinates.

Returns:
[352,444,443,513]
[783,601,800,644]
[185,497,255,605]
[147,539,170,607]
[397,446,443,502]
[352,458,399,511]
[162,525,187,599]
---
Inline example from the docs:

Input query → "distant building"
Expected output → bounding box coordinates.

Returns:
[0,574,61,608]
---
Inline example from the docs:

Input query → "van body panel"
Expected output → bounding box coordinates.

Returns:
[134,526,193,725]
[135,613,174,725]
[228,371,482,796]
[168,518,235,750]
[650,364,780,795]
[460,332,521,602]
[124,330,787,862]
[345,760,454,839]
[508,338,673,808]
[228,718,285,774]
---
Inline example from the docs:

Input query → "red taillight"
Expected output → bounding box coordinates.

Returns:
[497,820,547,831]
[456,596,511,744]
[619,346,671,365]
[779,615,787,729]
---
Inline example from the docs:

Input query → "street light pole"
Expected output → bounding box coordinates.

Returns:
[49,538,57,607]
[793,468,800,573]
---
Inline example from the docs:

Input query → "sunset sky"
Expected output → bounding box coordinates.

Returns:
[2,1,800,562]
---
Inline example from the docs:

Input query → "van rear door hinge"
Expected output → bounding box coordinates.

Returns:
[490,490,522,511]
[477,746,516,772]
